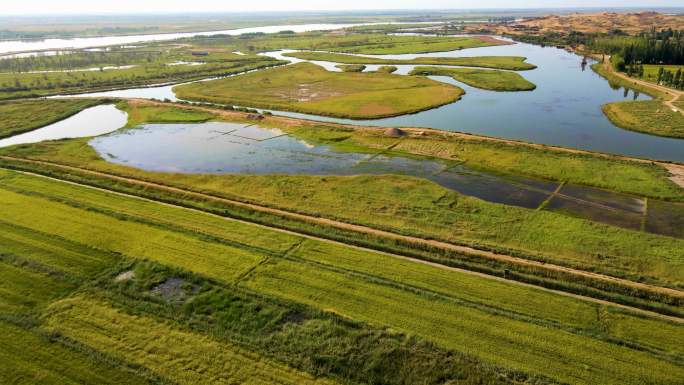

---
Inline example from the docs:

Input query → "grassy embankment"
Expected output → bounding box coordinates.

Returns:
[600,63,684,138]
[284,51,537,70]
[335,64,366,72]
[376,65,398,73]
[593,60,684,138]
[0,168,683,385]
[173,62,464,119]
[3,102,684,297]
[190,32,508,55]
[410,66,536,91]
[0,99,103,139]
[602,100,684,138]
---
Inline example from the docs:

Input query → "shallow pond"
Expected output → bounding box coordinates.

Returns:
[90,121,683,237]
[0,104,127,148]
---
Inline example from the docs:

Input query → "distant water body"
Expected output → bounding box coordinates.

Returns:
[0,23,371,56]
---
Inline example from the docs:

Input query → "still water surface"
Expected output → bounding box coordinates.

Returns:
[64,39,684,162]
[0,104,127,148]
[0,23,370,56]
[90,121,683,237]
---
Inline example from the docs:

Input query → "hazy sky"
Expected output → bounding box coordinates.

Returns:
[0,0,681,14]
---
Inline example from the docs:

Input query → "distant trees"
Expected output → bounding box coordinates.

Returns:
[656,67,684,89]
[0,50,162,73]
[590,28,684,67]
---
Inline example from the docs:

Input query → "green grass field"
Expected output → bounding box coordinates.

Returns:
[603,100,684,139]
[45,296,337,385]
[0,168,682,385]
[173,62,463,119]
[0,321,157,385]
[410,66,537,91]
[641,64,684,87]
[284,51,537,70]
[0,99,103,139]
[118,101,217,127]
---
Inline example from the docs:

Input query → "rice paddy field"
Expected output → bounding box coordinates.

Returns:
[0,20,683,385]
[0,167,683,385]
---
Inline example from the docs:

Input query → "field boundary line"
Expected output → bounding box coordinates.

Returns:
[536,181,566,211]
[2,155,683,299]
[2,164,683,323]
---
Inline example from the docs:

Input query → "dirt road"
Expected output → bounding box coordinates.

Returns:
[2,154,683,304]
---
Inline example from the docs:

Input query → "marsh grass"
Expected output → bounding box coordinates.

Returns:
[0,99,103,139]
[285,51,537,70]
[173,62,463,119]
[410,66,537,91]
[602,100,684,139]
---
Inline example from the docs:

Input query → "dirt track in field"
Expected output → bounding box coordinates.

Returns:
[2,154,683,304]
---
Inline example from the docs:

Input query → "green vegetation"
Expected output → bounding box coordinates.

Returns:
[0,55,285,99]
[346,23,443,33]
[592,62,668,99]
[335,64,366,72]
[0,99,103,139]
[3,102,684,293]
[376,65,398,73]
[45,296,336,385]
[0,169,682,385]
[189,32,506,55]
[173,62,463,119]
[117,101,217,127]
[284,51,537,70]
[603,100,684,138]
[410,66,537,91]
[0,50,170,73]
[0,321,156,385]
[593,61,684,138]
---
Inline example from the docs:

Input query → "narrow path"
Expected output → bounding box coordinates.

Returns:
[2,155,683,302]
[600,59,683,115]
[3,165,682,324]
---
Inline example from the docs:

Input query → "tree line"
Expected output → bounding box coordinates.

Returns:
[0,50,163,73]
[589,28,684,68]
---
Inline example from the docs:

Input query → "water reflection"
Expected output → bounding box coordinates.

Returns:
[0,104,127,147]
[67,39,684,162]
[90,121,684,237]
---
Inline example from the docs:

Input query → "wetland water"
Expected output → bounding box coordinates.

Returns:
[0,104,127,148]
[64,40,684,162]
[90,121,683,238]
[0,23,370,56]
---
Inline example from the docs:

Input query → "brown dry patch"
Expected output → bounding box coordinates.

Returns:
[663,163,684,190]
[357,103,395,116]
[274,84,341,102]
[467,12,684,36]
[476,35,514,46]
